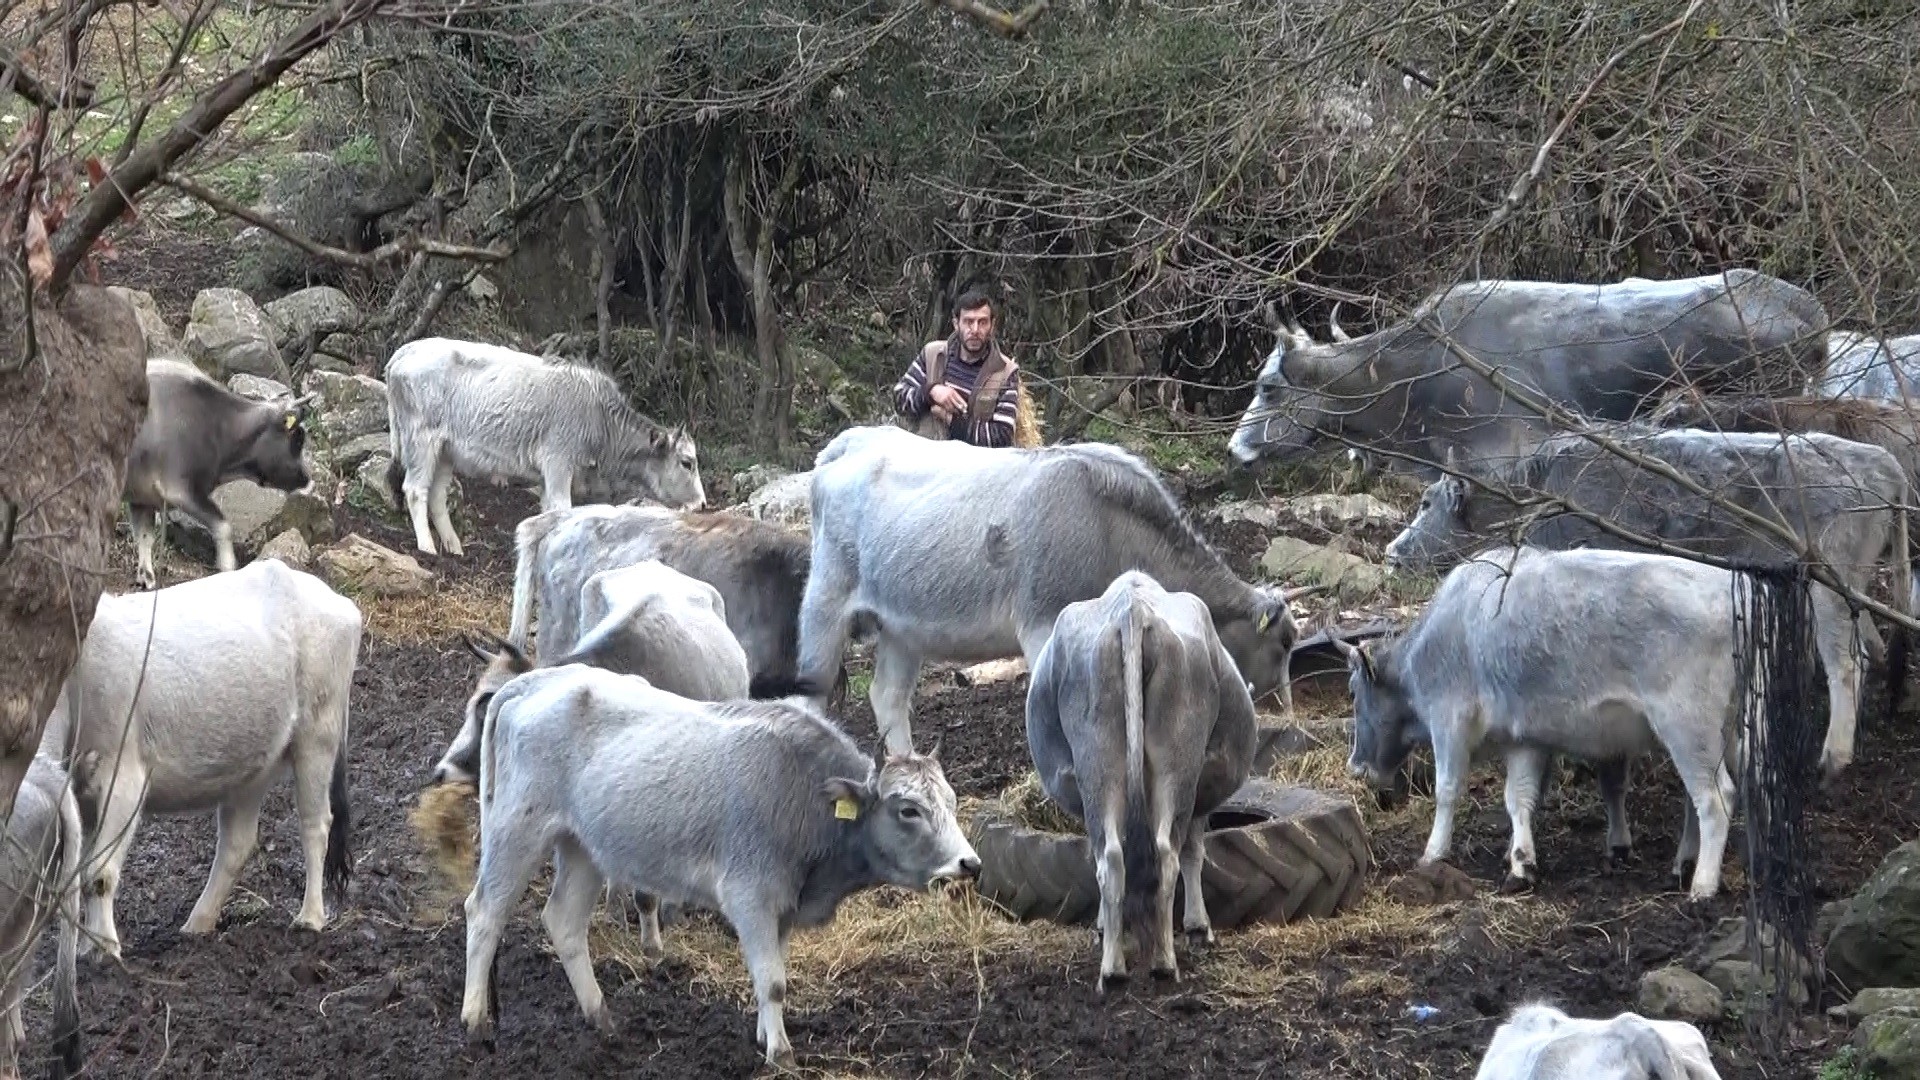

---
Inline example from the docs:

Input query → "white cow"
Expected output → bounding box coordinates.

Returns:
[46,560,359,957]
[383,337,705,557]
[1475,1004,1720,1079]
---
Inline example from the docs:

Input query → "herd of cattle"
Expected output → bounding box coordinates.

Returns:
[6,266,1913,1077]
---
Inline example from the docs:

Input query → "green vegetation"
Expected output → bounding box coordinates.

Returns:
[1818,1047,1870,1080]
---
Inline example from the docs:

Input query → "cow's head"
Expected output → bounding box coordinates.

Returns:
[1229,305,1357,468]
[620,426,706,510]
[824,750,979,889]
[1340,638,1422,792]
[240,394,316,492]
[432,631,535,785]
[1383,473,1478,573]
[1214,584,1325,702]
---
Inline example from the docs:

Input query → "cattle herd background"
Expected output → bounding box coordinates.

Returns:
[8,3,1920,1079]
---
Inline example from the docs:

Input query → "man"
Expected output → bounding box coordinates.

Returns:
[894,288,1023,448]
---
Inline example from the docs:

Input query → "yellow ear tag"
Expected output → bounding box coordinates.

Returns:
[283,412,299,430]
[1257,611,1272,632]
[834,797,860,821]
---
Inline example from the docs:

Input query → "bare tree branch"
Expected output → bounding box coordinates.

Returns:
[160,173,512,268]
[0,47,97,110]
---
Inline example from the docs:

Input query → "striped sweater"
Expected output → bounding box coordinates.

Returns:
[893,343,1021,447]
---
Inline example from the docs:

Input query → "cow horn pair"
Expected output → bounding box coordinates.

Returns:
[1281,583,1333,603]
[1328,302,1352,343]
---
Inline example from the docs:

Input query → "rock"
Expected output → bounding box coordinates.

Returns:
[1260,536,1391,595]
[1829,839,1920,992]
[311,353,355,375]
[1280,493,1406,531]
[742,470,812,530]
[106,286,180,359]
[183,288,287,382]
[1841,987,1920,1022]
[302,371,389,442]
[1206,499,1283,531]
[228,373,293,403]
[1855,1010,1920,1077]
[731,463,791,492]
[1387,862,1476,907]
[1696,915,1813,976]
[316,534,434,597]
[1704,959,1810,1010]
[356,455,399,510]
[168,482,333,564]
[954,658,1027,687]
[1638,967,1724,1022]
[262,286,361,345]
[466,274,499,302]
[258,529,312,570]
[1820,898,1851,945]
[328,433,391,473]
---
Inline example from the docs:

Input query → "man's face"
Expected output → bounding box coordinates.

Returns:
[954,303,993,354]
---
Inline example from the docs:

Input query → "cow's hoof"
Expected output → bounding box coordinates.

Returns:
[1185,926,1215,949]
[1499,872,1536,895]
[466,1019,495,1048]
[591,1009,619,1037]
[180,916,217,935]
[766,1048,798,1073]
[1819,759,1849,791]
[1149,964,1179,983]
[1097,971,1129,995]
[1605,845,1636,870]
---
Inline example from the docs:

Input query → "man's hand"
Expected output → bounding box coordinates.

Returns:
[929,384,967,412]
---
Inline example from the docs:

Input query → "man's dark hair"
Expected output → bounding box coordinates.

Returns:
[952,288,993,319]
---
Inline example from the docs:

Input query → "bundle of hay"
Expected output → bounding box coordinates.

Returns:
[1012,382,1044,448]
[410,781,479,894]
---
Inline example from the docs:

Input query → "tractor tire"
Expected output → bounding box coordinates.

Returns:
[970,778,1371,929]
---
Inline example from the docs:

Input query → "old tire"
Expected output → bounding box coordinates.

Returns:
[970,778,1372,929]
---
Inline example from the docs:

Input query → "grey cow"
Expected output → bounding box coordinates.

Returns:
[798,428,1312,756]
[433,558,752,785]
[459,664,979,1069]
[1474,1004,1720,1080]
[1814,330,1920,401]
[507,503,815,697]
[0,755,83,1080]
[1229,271,1829,475]
[125,359,316,588]
[1346,547,1746,897]
[384,337,705,557]
[1384,425,1911,780]
[1025,571,1257,989]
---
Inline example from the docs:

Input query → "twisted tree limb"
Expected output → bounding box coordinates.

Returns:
[160,173,511,268]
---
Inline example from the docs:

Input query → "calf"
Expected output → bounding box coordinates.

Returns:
[1025,571,1257,988]
[125,360,315,588]
[1475,1003,1720,1080]
[384,337,704,556]
[1649,392,1920,492]
[46,559,358,956]
[1344,546,1742,898]
[459,665,978,1069]
[433,558,752,785]
[0,755,83,1080]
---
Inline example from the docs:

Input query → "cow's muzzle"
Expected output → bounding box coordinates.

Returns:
[930,855,982,887]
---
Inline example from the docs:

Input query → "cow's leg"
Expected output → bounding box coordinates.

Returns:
[1178,814,1212,945]
[538,459,576,515]
[1596,758,1634,865]
[543,837,613,1034]
[130,504,161,589]
[1147,785,1183,980]
[1419,728,1469,867]
[82,764,148,961]
[183,786,267,934]
[724,899,795,1070]
[400,437,442,555]
[1501,746,1549,889]
[794,554,857,708]
[460,826,549,1043]
[1812,587,1860,780]
[869,637,923,758]
[1093,791,1127,991]
[174,489,235,573]
[428,457,463,557]
[0,964,22,1079]
[635,892,664,957]
[289,735,339,931]
[1675,760,1734,900]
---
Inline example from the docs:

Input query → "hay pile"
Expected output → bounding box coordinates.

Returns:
[410,781,479,896]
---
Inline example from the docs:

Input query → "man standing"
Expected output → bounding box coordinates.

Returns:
[894,288,1023,448]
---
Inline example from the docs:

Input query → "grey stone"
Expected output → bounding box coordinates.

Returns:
[258,529,312,571]
[328,433,391,473]
[317,534,434,598]
[1855,1010,1920,1078]
[731,463,791,492]
[1841,987,1920,1021]
[1637,966,1724,1022]
[1259,536,1391,595]
[742,470,812,531]
[183,288,286,382]
[302,370,389,442]
[1206,499,1283,531]
[357,454,398,510]
[262,286,361,345]
[228,374,293,403]
[1280,493,1406,531]
[107,286,180,359]
[1703,959,1810,1010]
[1829,839,1920,992]
[168,481,333,563]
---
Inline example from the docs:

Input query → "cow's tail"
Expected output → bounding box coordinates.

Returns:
[508,512,563,649]
[1119,599,1158,942]
[324,723,352,910]
[49,779,83,1080]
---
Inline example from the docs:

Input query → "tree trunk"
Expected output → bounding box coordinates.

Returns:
[659,169,695,365]
[723,137,804,455]
[0,278,147,820]
[585,194,615,369]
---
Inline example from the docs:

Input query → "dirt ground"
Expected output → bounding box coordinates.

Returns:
[22,466,1912,1080]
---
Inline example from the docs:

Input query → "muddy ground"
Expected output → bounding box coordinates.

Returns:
[20,465,1911,1080]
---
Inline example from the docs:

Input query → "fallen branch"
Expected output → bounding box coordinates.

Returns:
[0,48,97,110]
[160,173,511,269]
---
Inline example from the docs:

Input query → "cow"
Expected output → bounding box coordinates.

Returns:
[0,755,83,1080]
[457,664,979,1069]
[1814,330,1920,401]
[1229,270,1829,475]
[125,359,316,588]
[383,337,705,557]
[1025,571,1257,988]
[1344,547,1743,897]
[432,558,753,785]
[44,559,358,958]
[1474,1003,1721,1080]
[1383,425,1912,780]
[797,428,1317,756]
[506,504,814,696]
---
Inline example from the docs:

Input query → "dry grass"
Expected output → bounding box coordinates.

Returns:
[411,781,479,906]
[980,771,1084,835]
[362,576,513,645]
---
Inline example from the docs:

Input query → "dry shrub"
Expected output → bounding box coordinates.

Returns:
[362,577,513,645]
[411,781,479,901]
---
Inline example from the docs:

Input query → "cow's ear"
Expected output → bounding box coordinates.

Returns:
[822,777,872,821]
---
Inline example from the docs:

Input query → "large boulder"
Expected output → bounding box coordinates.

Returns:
[742,470,812,531]
[106,286,180,359]
[317,534,434,597]
[228,374,292,403]
[1854,1011,1920,1078]
[355,454,399,510]
[1637,966,1723,1022]
[183,288,287,382]
[328,433,391,474]
[1829,839,1920,992]
[1260,536,1391,595]
[168,481,334,564]
[1280,493,1406,531]
[262,286,361,346]
[302,370,389,442]
[258,529,313,571]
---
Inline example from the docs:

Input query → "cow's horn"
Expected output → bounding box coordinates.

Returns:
[1328,303,1352,343]
[1263,301,1285,332]
[1282,583,1333,602]
[288,392,319,411]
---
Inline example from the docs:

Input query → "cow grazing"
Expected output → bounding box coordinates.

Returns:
[458,664,979,1069]
[0,755,83,1080]
[798,428,1315,756]
[1474,1003,1720,1080]
[432,558,752,785]
[1229,271,1829,475]
[1815,330,1920,401]
[1383,425,1911,779]
[1648,392,1920,493]
[125,359,316,588]
[1025,572,1257,988]
[45,559,358,957]
[1345,547,1743,898]
[507,503,814,696]
[383,337,705,557]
